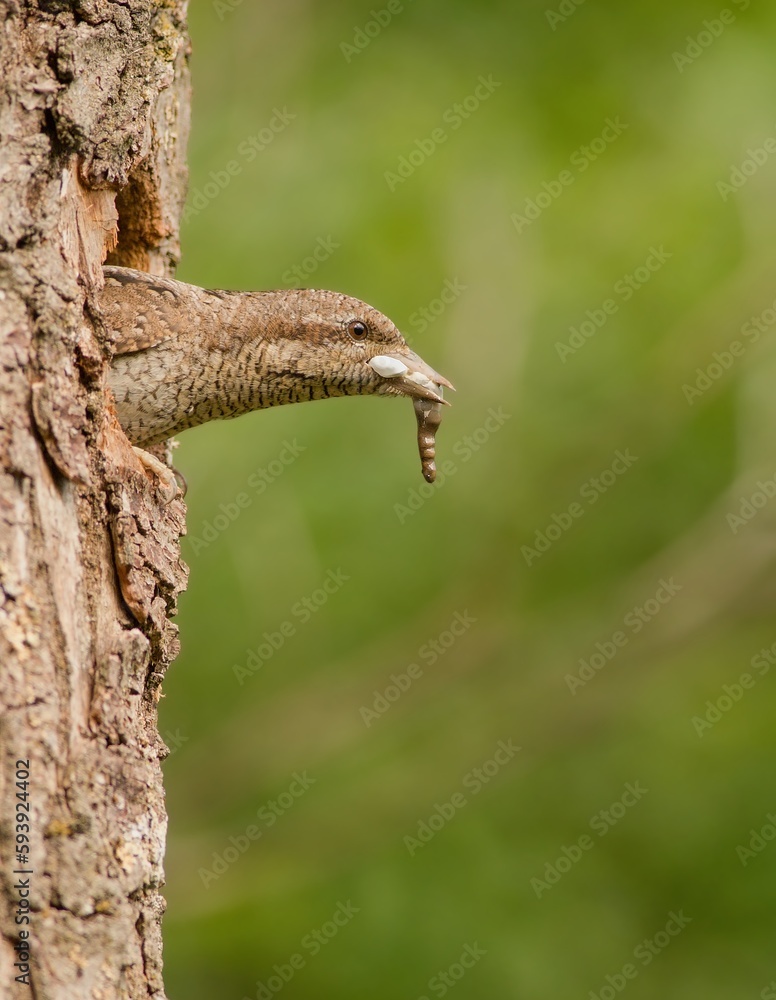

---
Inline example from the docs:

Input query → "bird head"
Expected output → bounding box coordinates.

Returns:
[277,289,454,405]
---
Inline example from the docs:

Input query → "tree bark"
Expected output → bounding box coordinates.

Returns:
[0,2,190,996]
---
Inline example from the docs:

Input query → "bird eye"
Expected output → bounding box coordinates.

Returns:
[348,320,368,341]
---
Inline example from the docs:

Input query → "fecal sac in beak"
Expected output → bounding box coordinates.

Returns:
[368,351,454,404]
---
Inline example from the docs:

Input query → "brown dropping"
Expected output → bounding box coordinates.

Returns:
[413,398,443,483]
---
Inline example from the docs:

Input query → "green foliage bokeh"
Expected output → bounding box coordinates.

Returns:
[162,1,776,997]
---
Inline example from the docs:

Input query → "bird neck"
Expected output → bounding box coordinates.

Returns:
[222,332,341,411]
[111,290,353,447]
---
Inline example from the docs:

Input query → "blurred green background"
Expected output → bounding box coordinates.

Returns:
[161,1,776,997]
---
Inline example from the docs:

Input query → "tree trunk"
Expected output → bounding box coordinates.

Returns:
[0,2,190,996]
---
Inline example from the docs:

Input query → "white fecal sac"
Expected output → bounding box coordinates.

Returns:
[368,355,408,378]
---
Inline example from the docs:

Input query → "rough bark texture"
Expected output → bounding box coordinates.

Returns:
[0,2,190,997]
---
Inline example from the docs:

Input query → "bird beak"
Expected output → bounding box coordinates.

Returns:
[368,350,455,405]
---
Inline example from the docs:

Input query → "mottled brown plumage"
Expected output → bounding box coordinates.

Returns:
[101,266,452,479]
